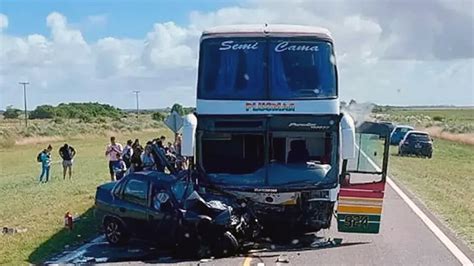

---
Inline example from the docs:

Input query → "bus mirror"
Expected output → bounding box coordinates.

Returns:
[181,114,197,157]
[341,113,355,159]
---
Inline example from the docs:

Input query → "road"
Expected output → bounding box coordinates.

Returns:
[46,174,474,266]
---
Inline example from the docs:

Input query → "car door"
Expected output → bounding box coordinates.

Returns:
[337,122,390,234]
[146,181,181,247]
[119,177,151,238]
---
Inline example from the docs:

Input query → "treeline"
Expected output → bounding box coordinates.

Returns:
[3,102,195,121]
[28,103,123,119]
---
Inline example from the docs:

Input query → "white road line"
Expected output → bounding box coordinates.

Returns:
[45,235,105,264]
[358,148,473,266]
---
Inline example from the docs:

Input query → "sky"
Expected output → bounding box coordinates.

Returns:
[0,0,473,110]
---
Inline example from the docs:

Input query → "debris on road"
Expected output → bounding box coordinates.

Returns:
[276,254,290,263]
[2,227,27,235]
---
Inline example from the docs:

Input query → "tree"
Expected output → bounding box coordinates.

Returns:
[170,103,184,116]
[152,112,166,121]
[3,105,21,119]
[349,99,357,106]
[29,105,56,119]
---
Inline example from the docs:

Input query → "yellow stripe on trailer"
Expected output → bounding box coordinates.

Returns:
[338,205,383,215]
[339,196,383,202]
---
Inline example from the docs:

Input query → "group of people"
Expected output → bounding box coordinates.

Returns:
[105,134,183,181]
[36,134,183,183]
[37,143,76,183]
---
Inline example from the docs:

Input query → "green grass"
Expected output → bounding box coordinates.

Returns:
[0,114,162,146]
[387,139,474,247]
[0,129,172,265]
[376,108,474,133]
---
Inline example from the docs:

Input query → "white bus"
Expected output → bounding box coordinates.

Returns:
[182,24,391,235]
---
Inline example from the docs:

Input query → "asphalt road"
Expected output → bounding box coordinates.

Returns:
[46,175,474,266]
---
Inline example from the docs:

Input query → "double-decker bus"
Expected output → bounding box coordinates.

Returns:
[182,24,390,235]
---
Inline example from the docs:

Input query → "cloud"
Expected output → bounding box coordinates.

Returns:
[1,2,473,110]
[141,22,197,70]
[0,13,8,31]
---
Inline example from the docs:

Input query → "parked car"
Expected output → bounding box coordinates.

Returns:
[390,125,414,145]
[398,131,433,158]
[95,170,260,258]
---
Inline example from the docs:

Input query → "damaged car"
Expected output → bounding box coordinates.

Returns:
[94,164,259,258]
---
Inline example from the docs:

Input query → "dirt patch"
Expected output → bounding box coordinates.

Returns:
[421,127,474,145]
[15,136,66,146]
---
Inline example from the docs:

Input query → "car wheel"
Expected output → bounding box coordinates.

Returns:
[104,217,129,246]
[428,153,432,159]
[214,231,239,257]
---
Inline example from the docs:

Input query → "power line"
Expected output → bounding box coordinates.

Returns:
[19,82,29,128]
[133,90,140,119]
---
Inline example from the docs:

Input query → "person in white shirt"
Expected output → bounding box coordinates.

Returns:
[105,136,123,181]
[122,139,133,168]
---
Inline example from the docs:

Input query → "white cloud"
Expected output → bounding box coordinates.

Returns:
[1,2,473,110]
[141,22,197,69]
[0,13,8,31]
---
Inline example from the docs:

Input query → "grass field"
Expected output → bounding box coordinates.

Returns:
[386,139,474,248]
[0,114,162,148]
[0,129,171,265]
[375,108,474,134]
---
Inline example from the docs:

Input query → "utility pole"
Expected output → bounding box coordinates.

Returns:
[133,90,140,119]
[19,82,29,128]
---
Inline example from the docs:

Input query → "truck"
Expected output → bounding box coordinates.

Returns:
[181,24,391,236]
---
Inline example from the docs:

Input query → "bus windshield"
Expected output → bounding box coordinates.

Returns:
[198,37,336,100]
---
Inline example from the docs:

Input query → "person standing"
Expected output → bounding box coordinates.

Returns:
[112,153,127,180]
[38,145,53,183]
[59,143,76,179]
[122,140,133,169]
[105,136,123,181]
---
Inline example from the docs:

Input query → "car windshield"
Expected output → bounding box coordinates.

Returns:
[408,133,430,141]
[198,37,336,100]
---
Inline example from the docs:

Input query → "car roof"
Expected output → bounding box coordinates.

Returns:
[394,125,414,129]
[128,171,177,184]
[406,130,430,136]
[202,24,333,42]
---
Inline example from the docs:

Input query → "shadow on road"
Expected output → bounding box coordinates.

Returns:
[28,207,99,264]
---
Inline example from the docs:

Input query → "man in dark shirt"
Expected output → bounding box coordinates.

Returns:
[59,143,76,179]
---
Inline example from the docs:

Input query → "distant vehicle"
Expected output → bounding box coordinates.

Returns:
[379,121,396,133]
[398,131,433,158]
[94,169,259,257]
[390,125,414,145]
[378,121,396,139]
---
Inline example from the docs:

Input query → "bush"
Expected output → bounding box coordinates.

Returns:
[3,106,22,119]
[53,117,64,124]
[152,112,166,121]
[433,116,444,122]
[78,114,93,123]
[29,105,55,119]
